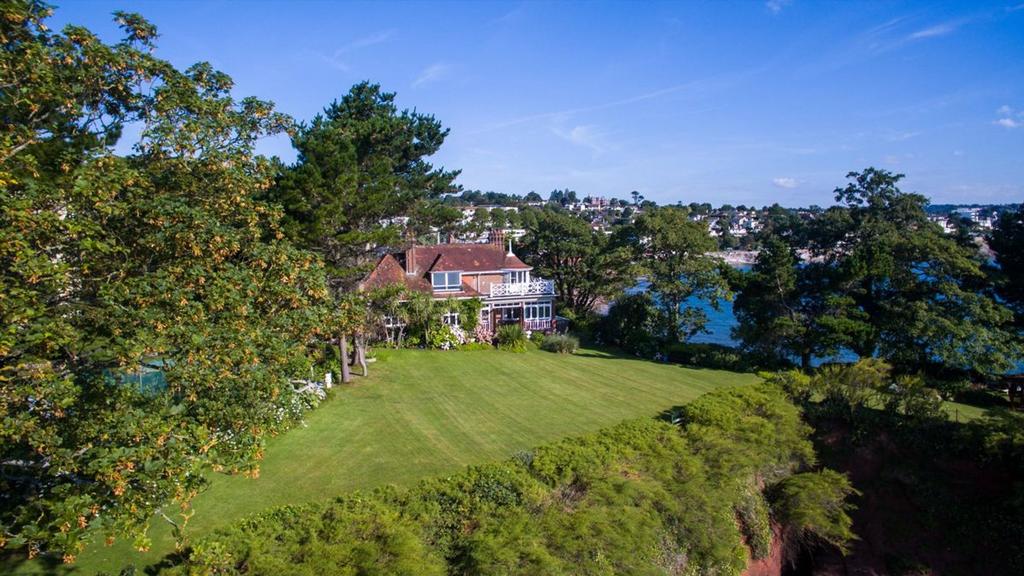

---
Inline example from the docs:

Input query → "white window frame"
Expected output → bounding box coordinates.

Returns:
[525,303,552,320]
[442,311,460,327]
[503,269,529,284]
[432,271,462,292]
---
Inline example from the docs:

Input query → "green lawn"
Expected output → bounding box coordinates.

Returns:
[49,347,757,574]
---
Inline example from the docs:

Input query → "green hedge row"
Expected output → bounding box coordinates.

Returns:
[166,385,851,575]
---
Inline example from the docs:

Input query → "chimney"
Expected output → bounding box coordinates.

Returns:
[405,244,416,275]
[491,228,504,249]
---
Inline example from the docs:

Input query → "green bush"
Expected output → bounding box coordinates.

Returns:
[496,324,527,353]
[457,341,493,351]
[171,384,856,576]
[667,342,749,370]
[540,334,578,354]
[528,330,546,345]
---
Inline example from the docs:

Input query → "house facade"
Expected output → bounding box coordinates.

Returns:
[361,237,556,332]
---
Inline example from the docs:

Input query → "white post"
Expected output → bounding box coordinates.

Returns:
[325,371,333,389]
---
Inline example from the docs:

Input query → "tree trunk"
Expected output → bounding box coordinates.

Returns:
[355,334,368,377]
[801,351,811,372]
[339,333,351,384]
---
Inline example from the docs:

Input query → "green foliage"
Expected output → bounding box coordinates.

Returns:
[426,324,463,350]
[666,342,748,371]
[732,237,864,369]
[767,168,1020,377]
[173,385,847,576]
[617,206,729,343]
[0,4,330,560]
[988,205,1024,322]
[770,470,858,554]
[598,292,660,356]
[265,82,459,289]
[496,325,527,353]
[539,334,578,354]
[519,208,635,317]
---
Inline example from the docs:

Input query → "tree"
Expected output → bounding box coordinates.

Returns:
[266,82,460,289]
[524,191,542,202]
[989,205,1024,323]
[732,238,865,369]
[519,209,634,316]
[547,188,577,206]
[1,4,329,561]
[631,190,644,206]
[804,168,1019,376]
[264,83,460,376]
[619,207,729,343]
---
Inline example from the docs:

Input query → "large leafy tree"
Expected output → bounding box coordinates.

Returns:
[263,83,459,380]
[618,207,729,343]
[732,238,866,369]
[518,208,634,316]
[988,205,1024,323]
[266,82,460,289]
[795,169,1018,375]
[1,4,328,561]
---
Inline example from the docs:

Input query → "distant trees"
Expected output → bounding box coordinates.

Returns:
[547,188,578,206]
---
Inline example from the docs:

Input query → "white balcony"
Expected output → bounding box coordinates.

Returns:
[489,279,555,297]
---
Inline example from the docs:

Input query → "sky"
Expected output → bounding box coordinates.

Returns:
[51,1,1024,207]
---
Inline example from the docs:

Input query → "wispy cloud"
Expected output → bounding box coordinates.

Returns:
[413,62,452,87]
[993,104,1024,128]
[772,177,799,189]
[316,29,396,72]
[765,0,791,14]
[908,22,957,39]
[552,124,612,154]
[469,68,758,135]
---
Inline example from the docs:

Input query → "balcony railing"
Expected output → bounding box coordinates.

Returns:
[490,279,555,297]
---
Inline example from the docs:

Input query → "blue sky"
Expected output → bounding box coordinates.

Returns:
[53,1,1024,206]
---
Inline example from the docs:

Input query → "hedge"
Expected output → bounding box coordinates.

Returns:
[166,384,854,575]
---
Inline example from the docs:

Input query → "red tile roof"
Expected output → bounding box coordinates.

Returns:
[360,243,530,295]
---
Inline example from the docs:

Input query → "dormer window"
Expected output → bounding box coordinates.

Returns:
[504,270,529,284]
[432,271,462,292]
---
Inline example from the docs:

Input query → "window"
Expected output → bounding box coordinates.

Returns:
[442,312,460,327]
[504,270,529,284]
[432,271,462,291]
[525,303,552,320]
[383,315,404,328]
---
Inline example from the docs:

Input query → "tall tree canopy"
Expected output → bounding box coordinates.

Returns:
[732,238,865,369]
[988,205,1024,324]
[265,82,460,290]
[1,4,329,561]
[618,207,728,343]
[518,208,634,316]
[738,168,1019,376]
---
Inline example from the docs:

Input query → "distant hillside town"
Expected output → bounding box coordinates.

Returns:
[423,188,1019,251]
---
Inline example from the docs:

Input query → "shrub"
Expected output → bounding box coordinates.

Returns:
[529,330,546,345]
[667,342,747,371]
[770,470,859,555]
[426,324,465,350]
[457,342,493,351]
[540,334,578,354]
[172,386,856,576]
[496,324,527,353]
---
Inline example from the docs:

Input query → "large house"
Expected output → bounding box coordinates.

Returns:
[361,235,556,332]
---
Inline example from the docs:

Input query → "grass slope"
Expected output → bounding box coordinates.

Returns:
[64,348,757,574]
